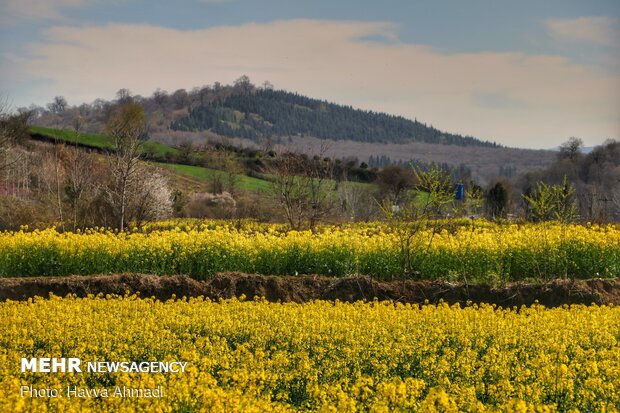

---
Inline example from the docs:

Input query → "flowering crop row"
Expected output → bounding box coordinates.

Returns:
[1,296,618,412]
[0,220,619,281]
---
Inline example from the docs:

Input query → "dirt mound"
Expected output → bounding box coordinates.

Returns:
[1,273,618,307]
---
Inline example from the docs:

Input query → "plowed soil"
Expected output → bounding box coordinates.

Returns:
[1,273,619,307]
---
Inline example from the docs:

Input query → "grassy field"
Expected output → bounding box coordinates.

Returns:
[29,126,179,158]
[30,125,115,149]
[159,162,370,196]
[158,163,273,193]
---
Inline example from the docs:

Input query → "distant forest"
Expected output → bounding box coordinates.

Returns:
[26,76,499,149]
[172,89,499,148]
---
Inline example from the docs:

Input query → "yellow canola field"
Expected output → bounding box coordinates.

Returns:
[0,220,619,281]
[0,296,618,412]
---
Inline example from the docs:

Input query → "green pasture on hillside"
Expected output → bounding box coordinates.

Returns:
[158,163,273,193]
[29,126,179,157]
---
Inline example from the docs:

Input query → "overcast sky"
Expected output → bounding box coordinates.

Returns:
[1,0,618,148]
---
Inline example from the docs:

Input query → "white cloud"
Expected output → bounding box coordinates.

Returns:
[2,19,619,148]
[545,16,620,47]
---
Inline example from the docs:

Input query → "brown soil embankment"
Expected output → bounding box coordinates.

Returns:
[1,273,618,307]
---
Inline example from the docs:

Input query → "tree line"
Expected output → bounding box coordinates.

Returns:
[4,83,619,230]
[24,77,497,149]
[1,100,174,231]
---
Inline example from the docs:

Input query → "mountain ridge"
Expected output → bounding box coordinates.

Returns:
[29,80,555,183]
[170,88,500,148]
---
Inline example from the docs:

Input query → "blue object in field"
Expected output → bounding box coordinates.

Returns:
[455,183,465,200]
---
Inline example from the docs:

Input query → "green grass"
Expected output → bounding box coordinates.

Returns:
[29,126,179,157]
[164,162,372,196]
[30,125,115,149]
[158,163,273,193]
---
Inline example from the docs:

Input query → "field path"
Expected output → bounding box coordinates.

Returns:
[1,273,619,307]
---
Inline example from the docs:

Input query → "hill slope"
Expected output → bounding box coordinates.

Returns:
[171,89,498,147]
[30,81,554,183]
[27,126,275,194]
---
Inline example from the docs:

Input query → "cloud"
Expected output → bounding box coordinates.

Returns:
[545,16,620,47]
[471,92,527,110]
[2,19,619,148]
[0,0,88,22]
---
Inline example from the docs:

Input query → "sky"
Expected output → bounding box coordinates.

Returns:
[0,0,619,149]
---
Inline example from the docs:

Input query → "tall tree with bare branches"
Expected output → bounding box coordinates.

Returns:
[270,143,334,230]
[106,102,146,231]
[62,118,96,230]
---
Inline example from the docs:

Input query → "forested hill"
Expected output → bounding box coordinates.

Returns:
[171,89,498,148]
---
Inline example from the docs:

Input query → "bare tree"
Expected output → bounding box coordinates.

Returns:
[61,118,96,230]
[43,96,70,229]
[47,96,67,115]
[116,89,133,105]
[261,81,274,91]
[0,99,31,171]
[198,86,213,106]
[270,144,334,230]
[0,102,28,199]
[337,178,378,222]
[271,152,305,229]
[106,102,146,230]
[558,137,583,161]
[233,75,254,94]
[0,98,13,171]
[33,150,65,220]
[171,89,189,109]
[305,152,334,229]
[152,88,169,109]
